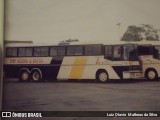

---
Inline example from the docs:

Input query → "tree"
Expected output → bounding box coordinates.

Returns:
[121,24,160,41]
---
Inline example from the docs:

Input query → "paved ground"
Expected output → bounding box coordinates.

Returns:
[2,79,160,120]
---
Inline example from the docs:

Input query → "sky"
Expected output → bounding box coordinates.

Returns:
[4,0,160,44]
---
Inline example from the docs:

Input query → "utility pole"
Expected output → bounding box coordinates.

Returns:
[0,0,4,114]
[117,23,121,40]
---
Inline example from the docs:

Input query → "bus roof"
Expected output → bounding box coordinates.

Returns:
[4,40,160,47]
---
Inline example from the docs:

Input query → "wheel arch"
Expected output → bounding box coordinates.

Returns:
[19,68,30,74]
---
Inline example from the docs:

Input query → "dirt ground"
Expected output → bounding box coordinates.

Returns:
[2,79,160,120]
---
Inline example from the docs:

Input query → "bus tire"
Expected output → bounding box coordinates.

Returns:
[96,70,108,83]
[145,68,158,81]
[19,68,30,82]
[31,68,43,82]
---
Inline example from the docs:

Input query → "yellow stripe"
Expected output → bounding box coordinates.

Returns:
[69,57,87,79]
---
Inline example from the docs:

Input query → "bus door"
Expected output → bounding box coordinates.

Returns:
[137,45,153,72]
[123,44,142,78]
[137,45,153,61]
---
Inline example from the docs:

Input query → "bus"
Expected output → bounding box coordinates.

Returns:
[3,42,160,82]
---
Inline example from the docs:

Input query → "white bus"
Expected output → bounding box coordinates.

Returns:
[3,42,160,82]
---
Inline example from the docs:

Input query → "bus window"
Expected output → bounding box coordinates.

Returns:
[153,46,160,59]
[85,45,92,55]
[25,48,32,56]
[123,45,138,60]
[67,46,75,55]
[41,47,48,56]
[50,47,57,56]
[34,47,48,56]
[58,47,65,56]
[113,46,121,59]
[18,48,25,57]
[84,45,101,55]
[137,45,152,55]
[34,47,41,56]
[104,46,112,59]
[93,45,102,55]
[6,48,18,57]
[75,46,83,55]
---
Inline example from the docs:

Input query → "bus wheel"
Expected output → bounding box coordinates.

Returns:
[31,69,42,82]
[96,70,108,83]
[19,69,30,82]
[145,69,158,80]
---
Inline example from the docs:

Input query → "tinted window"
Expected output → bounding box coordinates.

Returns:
[34,47,48,56]
[113,46,121,59]
[25,48,32,56]
[18,48,33,57]
[75,46,83,55]
[85,46,92,55]
[93,45,102,55]
[105,46,112,59]
[153,46,160,59]
[41,47,48,56]
[50,47,57,56]
[84,45,102,55]
[6,48,18,57]
[58,47,65,56]
[105,46,112,55]
[67,46,74,55]
[18,48,25,57]
[138,46,152,55]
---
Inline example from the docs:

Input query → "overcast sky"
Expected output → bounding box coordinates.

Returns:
[5,0,160,44]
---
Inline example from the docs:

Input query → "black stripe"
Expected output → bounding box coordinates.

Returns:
[112,66,129,79]
[112,65,141,79]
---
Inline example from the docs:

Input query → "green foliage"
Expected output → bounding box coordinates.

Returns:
[121,24,160,41]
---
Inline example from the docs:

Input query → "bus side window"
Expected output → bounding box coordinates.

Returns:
[6,48,18,57]
[18,48,25,57]
[50,47,57,56]
[25,48,33,57]
[93,45,102,55]
[84,45,102,55]
[41,47,48,56]
[113,46,121,60]
[57,47,65,56]
[67,46,75,55]
[154,46,160,59]
[104,46,112,59]
[34,47,48,56]
[85,46,92,55]
[75,46,83,55]
[34,47,41,56]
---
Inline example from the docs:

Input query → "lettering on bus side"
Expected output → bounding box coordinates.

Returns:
[10,59,16,64]
[8,58,44,64]
[18,59,29,63]
[32,59,43,64]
